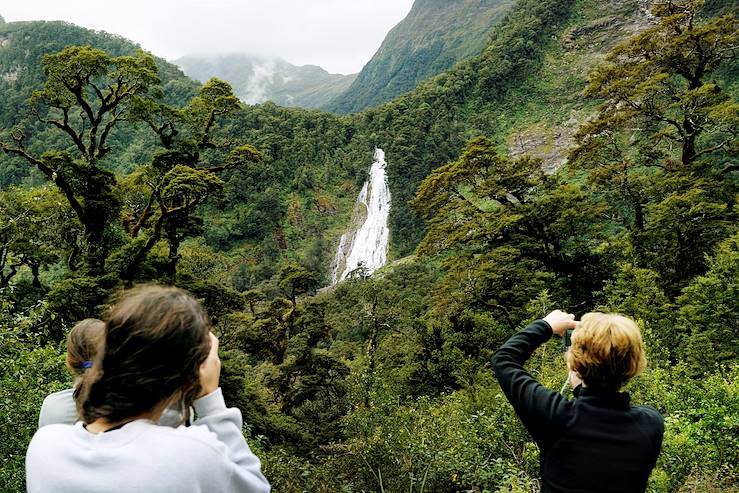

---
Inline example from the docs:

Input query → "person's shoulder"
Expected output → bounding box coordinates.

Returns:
[33,421,77,438]
[634,404,663,419]
[41,388,75,405]
[39,388,78,427]
[149,422,229,459]
[632,404,665,431]
[28,422,77,454]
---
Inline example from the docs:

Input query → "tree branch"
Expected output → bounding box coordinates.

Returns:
[32,107,87,156]
[693,137,736,159]
[1,141,86,225]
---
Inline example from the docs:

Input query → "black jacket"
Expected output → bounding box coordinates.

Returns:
[491,320,664,493]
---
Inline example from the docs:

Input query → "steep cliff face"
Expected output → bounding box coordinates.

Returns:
[174,54,356,108]
[323,0,516,114]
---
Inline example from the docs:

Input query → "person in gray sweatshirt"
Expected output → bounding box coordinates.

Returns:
[26,285,270,493]
[38,318,105,427]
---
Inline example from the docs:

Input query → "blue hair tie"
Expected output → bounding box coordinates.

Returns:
[82,361,93,369]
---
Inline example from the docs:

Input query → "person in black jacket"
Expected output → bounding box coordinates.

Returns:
[492,310,664,493]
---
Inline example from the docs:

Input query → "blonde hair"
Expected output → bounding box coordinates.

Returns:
[566,313,646,391]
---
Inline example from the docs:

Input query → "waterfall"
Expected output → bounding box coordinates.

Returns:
[332,148,391,283]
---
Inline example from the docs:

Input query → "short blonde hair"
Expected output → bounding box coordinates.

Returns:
[566,313,646,391]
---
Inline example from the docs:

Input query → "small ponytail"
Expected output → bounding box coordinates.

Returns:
[66,319,105,378]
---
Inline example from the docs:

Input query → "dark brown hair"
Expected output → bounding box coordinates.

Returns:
[66,318,105,377]
[76,285,211,424]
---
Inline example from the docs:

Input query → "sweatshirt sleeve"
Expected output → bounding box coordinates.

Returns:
[491,320,573,445]
[192,388,270,493]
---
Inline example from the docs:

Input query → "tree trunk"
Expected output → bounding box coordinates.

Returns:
[164,233,181,284]
[30,262,41,288]
[682,118,697,166]
[82,216,108,276]
[120,216,164,283]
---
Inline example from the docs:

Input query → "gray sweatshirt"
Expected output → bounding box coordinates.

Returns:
[26,388,270,493]
[39,388,189,428]
[38,389,78,428]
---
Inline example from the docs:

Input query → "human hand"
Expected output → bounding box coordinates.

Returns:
[568,370,583,389]
[543,310,577,336]
[197,332,221,398]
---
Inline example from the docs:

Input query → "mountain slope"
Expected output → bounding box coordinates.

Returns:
[343,0,660,254]
[0,19,199,185]
[174,54,356,108]
[324,0,516,114]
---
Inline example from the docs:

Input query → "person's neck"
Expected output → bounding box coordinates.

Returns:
[85,409,161,434]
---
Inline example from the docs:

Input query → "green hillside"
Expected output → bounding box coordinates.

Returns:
[324,0,516,114]
[0,20,199,185]
[362,0,738,256]
[0,19,372,286]
[175,54,357,108]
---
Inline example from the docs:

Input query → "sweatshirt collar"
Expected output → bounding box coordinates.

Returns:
[72,419,158,448]
[573,385,631,409]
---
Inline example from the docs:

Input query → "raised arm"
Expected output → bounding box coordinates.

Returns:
[193,333,270,492]
[193,389,270,492]
[491,311,577,444]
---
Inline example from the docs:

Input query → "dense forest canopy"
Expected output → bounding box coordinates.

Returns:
[1,0,738,492]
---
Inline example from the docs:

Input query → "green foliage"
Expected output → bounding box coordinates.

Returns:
[569,0,738,292]
[413,136,609,327]
[0,19,198,186]
[339,383,534,492]
[1,2,738,492]
[0,299,68,491]
[277,261,319,303]
[2,46,162,273]
[0,344,67,491]
[677,233,739,371]
[629,364,739,492]
[0,186,76,288]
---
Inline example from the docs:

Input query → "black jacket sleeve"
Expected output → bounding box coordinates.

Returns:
[491,320,573,445]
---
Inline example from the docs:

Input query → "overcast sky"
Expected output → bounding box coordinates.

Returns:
[2,0,415,74]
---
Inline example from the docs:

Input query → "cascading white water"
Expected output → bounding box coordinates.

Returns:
[332,148,391,283]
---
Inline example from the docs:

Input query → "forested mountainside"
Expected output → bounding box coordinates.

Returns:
[0,18,373,285]
[355,0,738,255]
[2,1,738,492]
[323,0,516,114]
[175,54,356,108]
[0,19,199,185]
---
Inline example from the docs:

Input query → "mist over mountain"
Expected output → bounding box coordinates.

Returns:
[174,54,356,108]
[324,0,516,113]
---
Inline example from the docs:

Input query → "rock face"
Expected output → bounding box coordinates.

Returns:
[323,0,516,114]
[507,0,658,174]
[174,54,356,109]
[508,114,583,174]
